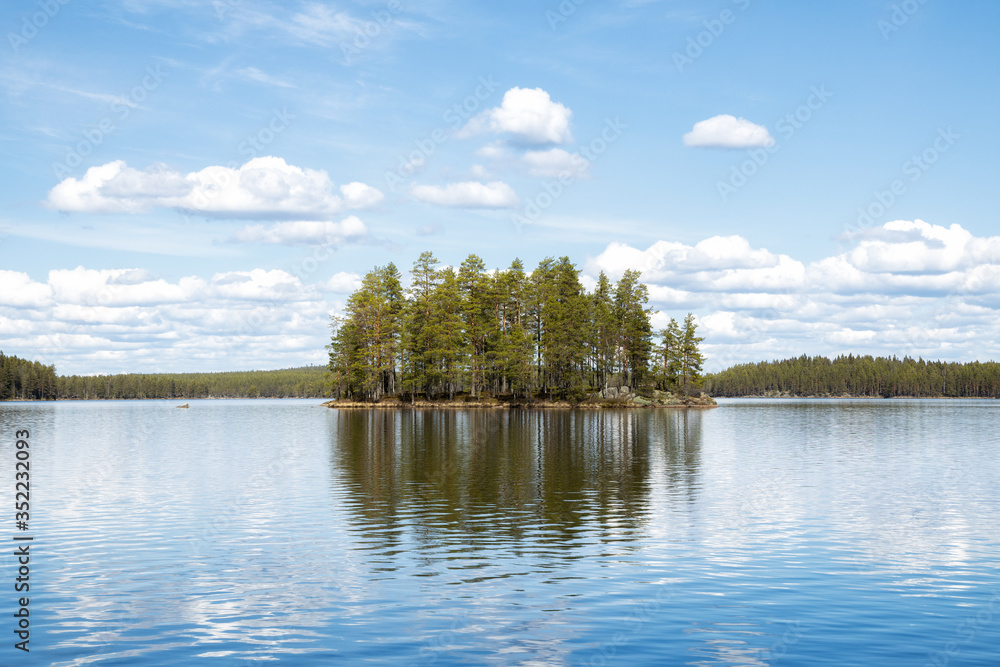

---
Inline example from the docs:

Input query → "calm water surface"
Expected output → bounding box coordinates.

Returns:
[0,398,998,665]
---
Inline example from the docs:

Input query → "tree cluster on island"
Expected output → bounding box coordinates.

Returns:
[705,354,1000,398]
[326,252,706,403]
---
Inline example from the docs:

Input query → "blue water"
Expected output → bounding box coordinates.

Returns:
[0,398,998,665]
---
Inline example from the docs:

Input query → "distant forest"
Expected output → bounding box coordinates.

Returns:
[328,252,706,402]
[58,366,329,399]
[0,352,58,400]
[705,355,1000,398]
[0,353,328,400]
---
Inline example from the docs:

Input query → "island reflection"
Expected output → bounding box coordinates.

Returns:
[328,409,704,572]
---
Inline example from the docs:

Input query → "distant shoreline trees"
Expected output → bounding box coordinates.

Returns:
[0,358,328,401]
[327,253,705,402]
[0,352,57,400]
[56,367,328,400]
[705,354,1000,398]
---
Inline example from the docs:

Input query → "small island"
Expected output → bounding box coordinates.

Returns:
[322,388,717,409]
[326,252,714,409]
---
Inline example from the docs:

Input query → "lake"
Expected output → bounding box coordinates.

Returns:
[1,398,998,665]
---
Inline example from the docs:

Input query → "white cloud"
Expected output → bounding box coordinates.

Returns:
[0,270,53,308]
[0,264,348,373]
[339,182,385,209]
[209,269,309,301]
[590,235,784,282]
[236,66,295,88]
[10,220,1000,377]
[322,272,363,293]
[521,148,590,179]
[683,114,775,148]
[231,217,368,245]
[475,142,511,160]
[46,157,383,220]
[48,267,196,306]
[844,220,975,274]
[587,220,1000,370]
[459,87,573,145]
[284,4,367,44]
[410,181,519,208]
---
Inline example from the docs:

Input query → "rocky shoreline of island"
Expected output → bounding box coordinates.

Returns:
[322,388,717,409]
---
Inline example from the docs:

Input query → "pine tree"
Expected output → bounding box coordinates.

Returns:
[429,267,466,399]
[458,254,492,398]
[400,252,440,399]
[658,318,682,391]
[613,269,653,391]
[591,272,616,391]
[679,313,705,394]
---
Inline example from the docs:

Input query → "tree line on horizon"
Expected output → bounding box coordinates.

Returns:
[0,352,58,400]
[0,354,328,400]
[327,252,706,402]
[704,354,1000,398]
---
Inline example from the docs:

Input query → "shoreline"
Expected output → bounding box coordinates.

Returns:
[321,395,719,410]
[712,394,999,400]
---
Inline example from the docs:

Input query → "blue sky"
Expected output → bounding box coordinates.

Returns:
[1,0,998,374]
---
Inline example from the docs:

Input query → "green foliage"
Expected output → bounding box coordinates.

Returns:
[613,269,653,390]
[656,318,683,391]
[680,313,706,394]
[327,263,403,400]
[54,366,328,400]
[0,352,57,400]
[704,354,1000,398]
[327,253,706,401]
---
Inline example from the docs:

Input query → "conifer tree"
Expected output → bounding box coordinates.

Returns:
[679,313,705,394]
[591,272,616,390]
[658,318,683,391]
[613,269,653,391]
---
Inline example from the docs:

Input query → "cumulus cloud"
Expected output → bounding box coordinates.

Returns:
[459,87,573,145]
[46,157,383,220]
[521,148,590,179]
[322,272,363,293]
[231,216,368,245]
[588,220,1000,370]
[0,270,54,308]
[339,182,385,209]
[0,266,349,374]
[10,219,1000,377]
[410,181,519,208]
[683,114,775,148]
[591,235,784,282]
